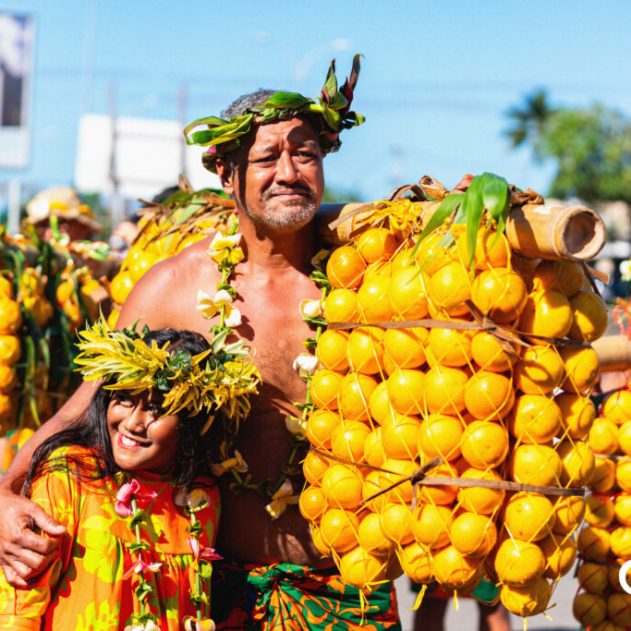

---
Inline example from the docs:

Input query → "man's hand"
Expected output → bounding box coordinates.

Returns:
[0,489,66,586]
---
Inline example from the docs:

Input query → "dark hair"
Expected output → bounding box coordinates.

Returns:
[23,328,217,495]
[221,88,278,119]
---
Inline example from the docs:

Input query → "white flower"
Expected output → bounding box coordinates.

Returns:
[311,248,329,270]
[284,416,306,436]
[621,259,631,282]
[292,353,319,378]
[299,299,323,320]
[209,231,242,252]
[196,289,242,327]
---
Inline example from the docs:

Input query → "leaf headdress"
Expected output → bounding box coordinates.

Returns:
[184,54,365,173]
[74,318,261,426]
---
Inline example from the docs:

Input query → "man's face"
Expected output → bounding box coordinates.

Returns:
[219,118,325,233]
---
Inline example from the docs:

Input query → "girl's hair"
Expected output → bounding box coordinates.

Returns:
[23,328,218,495]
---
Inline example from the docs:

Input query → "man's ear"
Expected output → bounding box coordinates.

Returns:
[215,158,234,196]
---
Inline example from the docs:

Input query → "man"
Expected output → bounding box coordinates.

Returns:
[0,57,401,628]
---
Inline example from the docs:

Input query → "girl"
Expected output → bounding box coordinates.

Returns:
[0,325,224,631]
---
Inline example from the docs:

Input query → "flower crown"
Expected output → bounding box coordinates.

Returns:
[183,54,364,173]
[74,318,261,425]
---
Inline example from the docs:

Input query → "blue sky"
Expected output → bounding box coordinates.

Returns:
[2,0,631,201]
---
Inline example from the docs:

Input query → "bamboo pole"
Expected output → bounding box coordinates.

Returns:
[593,335,631,373]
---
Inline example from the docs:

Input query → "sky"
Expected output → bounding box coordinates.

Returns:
[1,0,631,205]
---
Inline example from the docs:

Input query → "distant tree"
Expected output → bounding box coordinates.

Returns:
[505,89,556,159]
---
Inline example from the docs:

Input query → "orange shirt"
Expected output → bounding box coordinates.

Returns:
[0,447,220,630]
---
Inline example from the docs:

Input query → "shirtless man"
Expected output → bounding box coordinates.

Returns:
[0,60,401,628]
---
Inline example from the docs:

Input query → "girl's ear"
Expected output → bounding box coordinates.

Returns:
[215,158,234,196]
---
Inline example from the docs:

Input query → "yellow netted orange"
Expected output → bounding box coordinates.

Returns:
[414,231,453,275]
[603,389,631,424]
[362,471,390,511]
[363,260,391,282]
[0,393,13,420]
[572,593,608,627]
[532,259,586,297]
[412,503,453,549]
[457,468,505,515]
[315,330,349,372]
[0,365,15,393]
[386,368,425,415]
[323,288,360,323]
[363,427,385,468]
[509,444,562,486]
[607,592,631,627]
[500,577,552,617]
[26,296,54,328]
[418,463,458,506]
[585,495,615,529]
[618,421,631,456]
[55,279,74,304]
[503,492,555,542]
[470,331,516,372]
[618,461,631,491]
[427,260,471,316]
[347,326,384,375]
[0,276,13,300]
[356,275,392,323]
[326,245,367,289]
[302,450,331,485]
[426,326,472,367]
[610,526,631,558]
[388,267,429,320]
[432,545,482,590]
[455,227,509,270]
[540,533,577,579]
[309,369,343,410]
[557,440,595,487]
[418,413,463,462]
[610,564,631,593]
[368,381,396,425]
[381,458,420,504]
[357,512,394,556]
[319,508,359,553]
[518,289,573,340]
[460,420,509,469]
[338,546,387,589]
[514,345,565,394]
[449,512,497,557]
[110,271,135,305]
[338,373,378,421]
[380,502,414,545]
[615,494,631,528]
[577,526,610,562]
[494,538,545,586]
[568,289,608,342]
[321,463,364,509]
[464,371,514,420]
[383,327,427,369]
[556,392,596,440]
[508,394,562,444]
[298,485,327,522]
[590,457,616,494]
[588,418,620,456]
[423,365,468,415]
[129,251,159,281]
[560,346,600,394]
[552,495,586,535]
[330,420,370,463]
[397,542,433,584]
[578,562,609,594]
[471,268,527,323]
[381,414,421,459]
[356,226,398,263]
[0,298,22,335]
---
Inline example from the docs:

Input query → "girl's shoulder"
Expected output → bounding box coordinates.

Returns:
[33,445,107,490]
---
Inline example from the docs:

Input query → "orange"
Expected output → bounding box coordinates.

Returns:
[509,444,562,486]
[418,413,463,461]
[460,420,509,469]
[432,545,482,590]
[617,492,631,527]
[382,458,420,504]
[397,542,433,584]
[356,227,398,264]
[514,345,565,394]
[363,428,386,468]
[607,592,631,627]
[577,526,610,562]
[494,538,545,586]
[321,463,364,509]
[338,373,378,421]
[379,502,414,544]
[0,276,14,299]
[611,564,631,593]
[470,268,527,323]
[610,526,631,558]
[302,450,331,485]
[552,496,586,535]
[357,512,394,556]
[0,298,22,335]
[427,261,471,317]
[419,463,458,506]
[455,227,509,270]
[27,297,54,328]
[129,251,159,281]
[309,369,343,410]
[55,279,74,305]
[457,468,505,515]
[412,503,453,549]
[356,275,392,323]
[500,577,552,617]
[0,365,15,393]
[464,371,514,420]
[362,471,390,512]
[306,409,341,449]
[556,393,596,440]
[590,457,616,494]
[323,288,360,323]
[0,393,13,420]
[381,414,421,459]
[388,267,429,320]
[383,327,426,369]
[326,245,366,289]
[470,331,516,372]
[557,440,595,487]
[619,461,631,492]
[316,330,349,371]
[540,533,577,579]
[339,546,386,589]
[578,562,609,594]
[508,394,562,444]
[532,259,586,297]
[363,260,391,282]
[588,418,620,456]
[619,421,631,456]
[298,485,327,522]
[560,346,600,394]
[109,271,135,305]
[368,381,396,425]
[569,290,608,342]
[603,389,631,424]
[331,420,370,463]
[319,508,359,553]
[423,365,468,415]
[518,289,573,340]
[347,327,384,375]
[426,326,472,367]
[503,492,555,542]
[449,512,497,557]
[414,230,453,275]
[386,368,425,415]
[585,495,615,529]
[572,593,607,627]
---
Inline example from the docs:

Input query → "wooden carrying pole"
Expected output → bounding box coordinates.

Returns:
[593,335,631,373]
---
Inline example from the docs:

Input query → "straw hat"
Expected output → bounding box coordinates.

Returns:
[24,187,102,233]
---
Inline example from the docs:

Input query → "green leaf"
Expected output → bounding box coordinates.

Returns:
[173,203,204,226]
[463,177,485,269]
[262,92,310,110]
[480,172,510,228]
[411,193,463,257]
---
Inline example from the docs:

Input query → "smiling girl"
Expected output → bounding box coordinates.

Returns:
[0,324,234,630]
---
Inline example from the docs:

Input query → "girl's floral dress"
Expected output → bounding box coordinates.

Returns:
[0,446,220,630]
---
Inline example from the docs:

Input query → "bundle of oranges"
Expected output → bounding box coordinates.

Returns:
[572,389,631,630]
[299,177,607,619]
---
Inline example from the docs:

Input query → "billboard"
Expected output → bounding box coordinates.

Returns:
[0,12,34,168]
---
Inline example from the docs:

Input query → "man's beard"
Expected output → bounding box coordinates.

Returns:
[245,186,319,232]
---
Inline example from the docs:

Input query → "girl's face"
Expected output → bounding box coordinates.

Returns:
[107,391,179,475]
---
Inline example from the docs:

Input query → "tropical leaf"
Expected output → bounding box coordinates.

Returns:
[411,193,463,257]
[262,92,310,110]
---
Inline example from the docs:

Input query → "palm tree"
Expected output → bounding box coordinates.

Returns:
[505,89,556,160]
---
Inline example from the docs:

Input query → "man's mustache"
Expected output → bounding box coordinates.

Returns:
[263,185,316,201]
